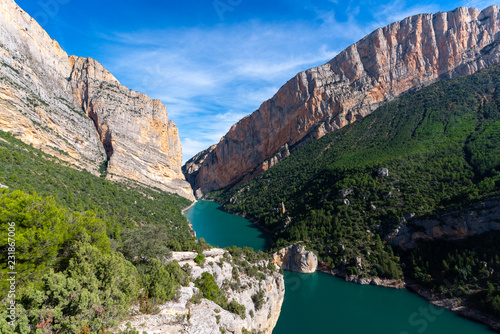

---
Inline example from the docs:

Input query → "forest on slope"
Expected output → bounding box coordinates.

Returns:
[210,63,500,318]
[0,131,197,333]
[0,129,274,333]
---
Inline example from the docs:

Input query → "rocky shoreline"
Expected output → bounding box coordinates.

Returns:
[190,200,499,331]
[181,200,197,214]
[317,265,500,331]
[317,264,406,289]
[406,281,500,333]
[319,264,499,332]
[181,201,197,237]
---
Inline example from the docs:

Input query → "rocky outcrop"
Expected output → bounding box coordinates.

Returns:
[117,249,285,334]
[386,196,500,250]
[182,144,216,197]
[272,244,318,273]
[69,57,193,199]
[190,6,500,196]
[407,282,500,332]
[0,0,193,200]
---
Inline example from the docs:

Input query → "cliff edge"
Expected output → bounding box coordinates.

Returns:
[0,0,193,200]
[187,6,500,197]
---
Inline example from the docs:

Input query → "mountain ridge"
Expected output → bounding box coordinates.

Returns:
[208,61,500,330]
[186,5,500,198]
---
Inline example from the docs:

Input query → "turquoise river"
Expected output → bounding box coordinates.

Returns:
[184,200,494,334]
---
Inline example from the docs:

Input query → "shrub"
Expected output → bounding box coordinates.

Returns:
[0,190,110,296]
[194,253,205,265]
[120,225,172,263]
[0,243,139,334]
[227,300,246,319]
[195,272,225,306]
[251,290,266,311]
[142,259,178,304]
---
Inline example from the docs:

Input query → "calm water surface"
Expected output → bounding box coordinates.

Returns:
[184,200,494,334]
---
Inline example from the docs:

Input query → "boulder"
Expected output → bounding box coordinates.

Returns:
[378,168,389,178]
[272,244,318,273]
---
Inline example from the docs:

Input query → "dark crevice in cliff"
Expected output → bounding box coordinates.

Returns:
[70,58,114,167]
[100,127,114,159]
[86,100,114,165]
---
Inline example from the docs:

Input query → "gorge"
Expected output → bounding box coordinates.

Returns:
[1,0,500,332]
[0,0,194,200]
[185,5,500,198]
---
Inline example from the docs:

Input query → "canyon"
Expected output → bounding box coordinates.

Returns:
[186,6,500,198]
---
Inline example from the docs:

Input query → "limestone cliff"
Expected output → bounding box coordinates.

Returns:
[69,57,193,199]
[386,196,500,250]
[0,0,105,172]
[188,6,500,196]
[182,144,217,198]
[0,0,193,200]
[117,249,285,334]
[272,244,318,273]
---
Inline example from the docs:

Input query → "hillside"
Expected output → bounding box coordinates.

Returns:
[0,130,285,333]
[186,6,500,198]
[210,62,500,324]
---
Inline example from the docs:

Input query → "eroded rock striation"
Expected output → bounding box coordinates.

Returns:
[0,0,193,200]
[272,244,318,273]
[188,6,500,197]
[117,249,285,334]
[386,196,500,250]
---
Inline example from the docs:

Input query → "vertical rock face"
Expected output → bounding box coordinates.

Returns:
[189,6,500,196]
[182,144,217,193]
[272,244,318,273]
[386,197,500,250]
[69,57,193,199]
[0,0,105,172]
[0,0,193,200]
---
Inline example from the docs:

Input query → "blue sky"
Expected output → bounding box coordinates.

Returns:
[16,0,499,162]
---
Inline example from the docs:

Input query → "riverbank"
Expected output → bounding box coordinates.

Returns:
[184,200,495,334]
[317,264,405,289]
[318,265,500,332]
[191,200,499,331]
[406,281,500,332]
[181,200,197,237]
[181,200,196,214]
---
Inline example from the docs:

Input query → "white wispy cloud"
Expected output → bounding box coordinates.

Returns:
[98,20,344,162]
[96,0,483,163]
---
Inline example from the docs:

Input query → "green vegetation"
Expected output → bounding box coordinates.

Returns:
[120,225,173,262]
[211,64,500,315]
[0,132,277,331]
[251,290,265,311]
[405,232,500,317]
[0,131,201,333]
[0,190,110,294]
[0,130,193,243]
[0,190,140,333]
[141,259,179,304]
[195,272,226,306]
[194,253,206,265]
[227,300,246,319]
